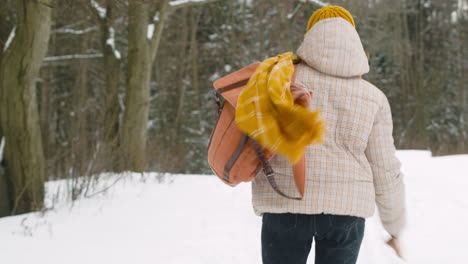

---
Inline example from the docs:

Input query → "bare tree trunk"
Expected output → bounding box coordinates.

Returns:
[190,9,201,111]
[413,0,426,149]
[174,8,190,135]
[0,129,10,217]
[0,0,51,215]
[398,0,427,149]
[39,69,51,160]
[398,1,412,146]
[38,1,56,172]
[120,0,152,171]
[70,32,90,179]
[92,0,122,172]
[456,12,467,153]
[0,1,12,217]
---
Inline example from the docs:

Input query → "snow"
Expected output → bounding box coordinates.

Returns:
[1,151,468,264]
[53,27,97,35]
[147,24,155,40]
[299,0,329,7]
[106,27,121,60]
[288,4,302,19]
[3,26,16,52]
[90,0,106,19]
[459,0,468,12]
[242,0,253,6]
[451,11,458,24]
[169,0,212,7]
[0,136,4,161]
[43,54,103,62]
[153,11,160,23]
[424,0,431,8]
[147,12,161,40]
[209,72,220,81]
[208,33,217,40]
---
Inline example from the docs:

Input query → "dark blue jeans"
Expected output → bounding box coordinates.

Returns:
[262,213,365,264]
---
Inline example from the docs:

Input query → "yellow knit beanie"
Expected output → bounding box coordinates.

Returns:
[306,6,355,32]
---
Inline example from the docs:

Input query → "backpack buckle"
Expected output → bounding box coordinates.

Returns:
[264,168,275,177]
[214,90,224,115]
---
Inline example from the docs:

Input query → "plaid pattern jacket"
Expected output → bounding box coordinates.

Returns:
[251,18,406,237]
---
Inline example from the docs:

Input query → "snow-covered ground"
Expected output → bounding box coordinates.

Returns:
[0,150,467,264]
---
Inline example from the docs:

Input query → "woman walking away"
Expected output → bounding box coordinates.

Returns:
[250,6,406,264]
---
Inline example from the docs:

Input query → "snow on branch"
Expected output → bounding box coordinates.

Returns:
[44,54,104,62]
[169,0,206,7]
[451,11,458,24]
[147,24,155,40]
[90,0,106,19]
[106,27,121,60]
[53,26,97,35]
[153,11,160,23]
[0,137,4,162]
[289,0,328,20]
[287,3,302,20]
[147,12,160,40]
[3,26,16,52]
[299,0,329,7]
[169,0,219,10]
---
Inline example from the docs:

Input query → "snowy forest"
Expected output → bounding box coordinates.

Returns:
[0,0,467,217]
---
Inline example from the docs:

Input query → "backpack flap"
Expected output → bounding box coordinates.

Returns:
[213,62,260,107]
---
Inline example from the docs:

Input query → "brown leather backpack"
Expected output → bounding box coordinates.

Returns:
[207,62,310,200]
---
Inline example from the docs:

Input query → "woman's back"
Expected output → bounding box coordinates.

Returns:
[254,7,406,264]
[253,14,406,264]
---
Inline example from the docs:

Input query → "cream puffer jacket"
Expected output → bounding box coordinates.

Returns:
[252,17,406,237]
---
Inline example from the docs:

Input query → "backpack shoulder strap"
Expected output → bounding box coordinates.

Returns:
[250,139,304,200]
[252,64,307,200]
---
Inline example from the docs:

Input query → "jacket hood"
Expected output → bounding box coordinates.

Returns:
[296,18,369,78]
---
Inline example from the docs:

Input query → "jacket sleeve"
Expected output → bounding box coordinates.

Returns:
[365,96,406,237]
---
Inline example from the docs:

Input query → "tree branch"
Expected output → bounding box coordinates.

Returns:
[168,0,220,12]
[287,2,303,20]
[43,53,103,62]
[52,26,98,35]
[89,0,106,21]
[149,0,170,62]
[299,0,329,7]
[0,136,4,162]
[36,0,54,8]
[149,0,220,62]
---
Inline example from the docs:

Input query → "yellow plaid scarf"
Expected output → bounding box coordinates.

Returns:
[235,52,324,163]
